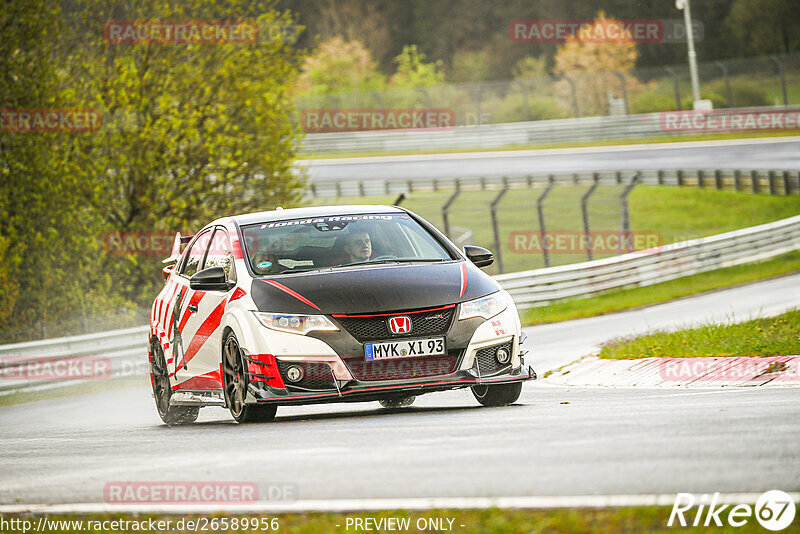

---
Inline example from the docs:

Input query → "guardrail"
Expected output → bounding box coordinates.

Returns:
[0,326,149,394]
[300,106,800,155]
[496,215,800,308]
[2,215,798,393]
[308,167,800,198]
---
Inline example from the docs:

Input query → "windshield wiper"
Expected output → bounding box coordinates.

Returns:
[277,267,321,274]
[330,258,445,269]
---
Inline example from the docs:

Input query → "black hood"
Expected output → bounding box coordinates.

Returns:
[249,261,498,314]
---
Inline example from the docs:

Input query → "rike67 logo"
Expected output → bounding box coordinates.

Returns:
[669,491,796,531]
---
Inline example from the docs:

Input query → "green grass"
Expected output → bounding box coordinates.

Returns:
[523,250,800,326]
[5,507,795,533]
[598,309,800,360]
[309,186,800,276]
[299,131,800,159]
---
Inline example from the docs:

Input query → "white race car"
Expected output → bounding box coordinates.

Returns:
[149,205,534,424]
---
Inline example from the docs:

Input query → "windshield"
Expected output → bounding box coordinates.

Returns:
[241,213,455,275]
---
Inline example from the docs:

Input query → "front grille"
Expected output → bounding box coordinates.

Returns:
[335,307,454,343]
[474,341,513,376]
[276,360,336,390]
[346,350,463,381]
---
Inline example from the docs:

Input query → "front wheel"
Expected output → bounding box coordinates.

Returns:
[222,332,277,423]
[471,382,522,407]
[150,341,199,425]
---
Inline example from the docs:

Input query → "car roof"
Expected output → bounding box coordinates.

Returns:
[225,205,406,227]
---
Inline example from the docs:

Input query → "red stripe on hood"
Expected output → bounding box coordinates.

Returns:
[261,279,321,311]
[459,263,468,297]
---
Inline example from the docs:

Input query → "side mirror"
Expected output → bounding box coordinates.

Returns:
[190,266,234,292]
[464,245,493,268]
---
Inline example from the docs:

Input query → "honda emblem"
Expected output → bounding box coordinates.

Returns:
[388,316,412,335]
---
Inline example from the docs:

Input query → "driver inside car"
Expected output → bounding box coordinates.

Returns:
[343,230,372,264]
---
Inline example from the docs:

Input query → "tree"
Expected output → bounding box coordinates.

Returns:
[0,0,307,340]
[552,11,641,116]
[389,45,445,89]
[64,0,306,307]
[0,0,119,340]
[296,36,385,96]
[726,0,800,55]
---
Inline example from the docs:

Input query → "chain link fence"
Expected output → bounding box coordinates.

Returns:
[295,53,800,129]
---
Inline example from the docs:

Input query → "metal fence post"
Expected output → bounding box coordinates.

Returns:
[309,183,317,197]
[384,180,391,195]
[698,169,705,188]
[471,84,484,125]
[768,171,777,195]
[769,55,789,106]
[442,189,461,239]
[537,176,556,268]
[335,181,342,197]
[734,170,742,192]
[558,75,580,117]
[620,172,641,253]
[658,169,665,185]
[417,87,432,109]
[677,170,684,186]
[715,170,723,190]
[611,70,629,115]
[783,171,791,196]
[581,174,600,261]
[665,67,682,110]
[490,187,510,273]
[715,61,734,107]
[358,181,365,196]
[521,80,532,121]
[751,170,760,194]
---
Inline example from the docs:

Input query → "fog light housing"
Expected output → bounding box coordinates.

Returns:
[285,365,304,383]
[496,347,511,364]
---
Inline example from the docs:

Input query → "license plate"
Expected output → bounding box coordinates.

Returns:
[365,337,445,361]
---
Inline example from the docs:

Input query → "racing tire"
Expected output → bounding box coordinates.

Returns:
[222,332,278,423]
[378,396,416,408]
[471,382,522,407]
[150,341,199,425]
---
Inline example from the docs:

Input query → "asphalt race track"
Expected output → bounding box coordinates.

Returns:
[302,137,800,184]
[1,275,798,507]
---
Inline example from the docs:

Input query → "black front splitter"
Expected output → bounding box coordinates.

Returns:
[247,366,535,406]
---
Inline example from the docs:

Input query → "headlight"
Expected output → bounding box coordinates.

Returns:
[253,312,339,335]
[458,292,507,320]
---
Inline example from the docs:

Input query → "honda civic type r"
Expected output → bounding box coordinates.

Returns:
[149,205,535,424]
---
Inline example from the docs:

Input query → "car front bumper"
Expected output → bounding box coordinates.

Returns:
[245,361,535,406]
